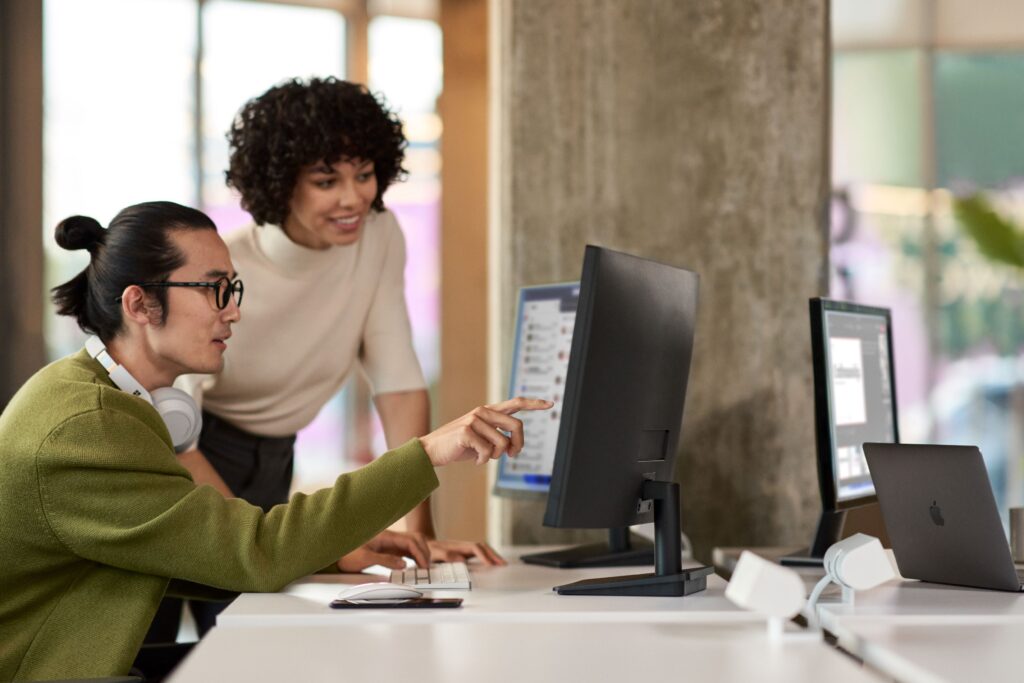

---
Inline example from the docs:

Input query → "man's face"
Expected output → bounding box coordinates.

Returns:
[145,229,241,377]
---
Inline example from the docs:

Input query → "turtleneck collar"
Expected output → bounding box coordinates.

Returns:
[255,222,350,275]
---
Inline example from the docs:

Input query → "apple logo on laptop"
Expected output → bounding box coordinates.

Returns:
[929,500,945,527]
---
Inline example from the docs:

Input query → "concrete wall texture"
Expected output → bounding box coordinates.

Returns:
[494,0,830,561]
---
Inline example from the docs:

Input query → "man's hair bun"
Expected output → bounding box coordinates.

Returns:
[55,215,106,253]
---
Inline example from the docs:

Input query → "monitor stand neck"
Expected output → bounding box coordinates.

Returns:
[553,480,713,597]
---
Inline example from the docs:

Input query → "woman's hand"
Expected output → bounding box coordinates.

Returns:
[427,539,507,566]
[419,397,552,467]
[335,529,431,572]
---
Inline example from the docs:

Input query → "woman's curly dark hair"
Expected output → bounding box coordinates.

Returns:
[226,77,408,226]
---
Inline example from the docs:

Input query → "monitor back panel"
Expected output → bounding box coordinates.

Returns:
[864,442,1020,592]
[545,246,699,530]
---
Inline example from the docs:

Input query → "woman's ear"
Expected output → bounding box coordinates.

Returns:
[120,285,164,327]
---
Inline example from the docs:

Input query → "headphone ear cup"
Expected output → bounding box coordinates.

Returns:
[150,387,202,454]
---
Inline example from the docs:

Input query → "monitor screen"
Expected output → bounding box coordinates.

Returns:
[493,282,579,496]
[818,301,898,505]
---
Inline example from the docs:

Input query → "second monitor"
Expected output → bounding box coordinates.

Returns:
[781,297,899,566]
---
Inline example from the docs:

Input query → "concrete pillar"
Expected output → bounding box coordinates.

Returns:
[491,0,830,561]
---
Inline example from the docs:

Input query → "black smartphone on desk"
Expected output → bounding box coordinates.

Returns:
[330,597,463,609]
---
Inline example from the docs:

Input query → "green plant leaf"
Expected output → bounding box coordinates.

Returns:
[954,195,1024,270]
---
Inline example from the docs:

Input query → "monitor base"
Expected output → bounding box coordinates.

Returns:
[551,480,710,598]
[521,530,654,568]
[778,548,824,567]
[554,566,713,597]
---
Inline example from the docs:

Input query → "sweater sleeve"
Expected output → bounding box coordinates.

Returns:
[358,214,428,395]
[35,408,438,593]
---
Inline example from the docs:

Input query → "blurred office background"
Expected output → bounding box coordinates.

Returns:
[831,0,1024,523]
[4,0,1024,556]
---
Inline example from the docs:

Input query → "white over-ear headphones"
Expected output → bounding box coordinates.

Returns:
[85,335,202,453]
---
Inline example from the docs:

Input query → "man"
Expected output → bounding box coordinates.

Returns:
[0,201,547,680]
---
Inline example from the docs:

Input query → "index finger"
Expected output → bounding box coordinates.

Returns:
[488,397,553,415]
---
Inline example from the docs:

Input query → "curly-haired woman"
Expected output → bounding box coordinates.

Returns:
[169,78,503,633]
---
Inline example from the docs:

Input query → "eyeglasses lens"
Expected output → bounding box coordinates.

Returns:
[216,278,243,309]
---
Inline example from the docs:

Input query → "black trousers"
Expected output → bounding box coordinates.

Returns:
[147,412,297,641]
[197,411,297,511]
[129,643,195,683]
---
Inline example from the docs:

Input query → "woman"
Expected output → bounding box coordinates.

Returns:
[0,201,547,681]
[177,77,499,565]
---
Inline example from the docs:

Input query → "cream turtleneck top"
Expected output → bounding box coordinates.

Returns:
[177,209,426,437]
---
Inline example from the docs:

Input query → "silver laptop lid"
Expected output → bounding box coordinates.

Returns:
[863,443,1020,592]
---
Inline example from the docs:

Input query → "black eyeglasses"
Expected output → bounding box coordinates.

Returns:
[133,277,244,310]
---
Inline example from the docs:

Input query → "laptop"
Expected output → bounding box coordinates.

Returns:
[863,443,1024,592]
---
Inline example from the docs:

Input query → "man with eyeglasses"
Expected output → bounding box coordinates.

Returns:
[0,201,549,681]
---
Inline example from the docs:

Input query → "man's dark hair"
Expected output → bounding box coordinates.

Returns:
[51,201,217,341]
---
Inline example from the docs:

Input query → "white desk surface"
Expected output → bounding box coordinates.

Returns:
[814,577,1024,683]
[824,620,1024,683]
[817,578,1024,626]
[168,621,880,683]
[217,548,763,628]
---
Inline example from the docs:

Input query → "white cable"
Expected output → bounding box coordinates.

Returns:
[803,574,833,631]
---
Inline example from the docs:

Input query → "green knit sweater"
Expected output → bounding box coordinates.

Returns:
[0,351,439,681]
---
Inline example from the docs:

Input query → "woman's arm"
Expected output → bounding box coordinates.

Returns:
[176,447,234,497]
[374,388,507,566]
[374,389,435,537]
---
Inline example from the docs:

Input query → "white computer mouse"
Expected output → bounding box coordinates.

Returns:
[335,582,423,601]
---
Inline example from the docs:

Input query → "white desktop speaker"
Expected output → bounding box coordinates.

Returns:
[805,533,897,629]
[822,533,895,591]
[725,550,806,619]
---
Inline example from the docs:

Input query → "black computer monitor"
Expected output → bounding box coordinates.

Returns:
[495,282,655,569]
[538,245,713,597]
[782,298,899,566]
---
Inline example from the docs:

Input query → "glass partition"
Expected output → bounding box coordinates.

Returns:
[43,0,197,359]
[833,3,1024,521]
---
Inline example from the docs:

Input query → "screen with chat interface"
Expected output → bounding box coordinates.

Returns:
[493,283,579,496]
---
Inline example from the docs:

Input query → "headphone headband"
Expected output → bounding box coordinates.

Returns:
[83,336,201,453]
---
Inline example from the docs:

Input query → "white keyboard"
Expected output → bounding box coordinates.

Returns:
[389,561,471,590]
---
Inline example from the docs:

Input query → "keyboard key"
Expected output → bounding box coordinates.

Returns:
[389,561,471,590]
